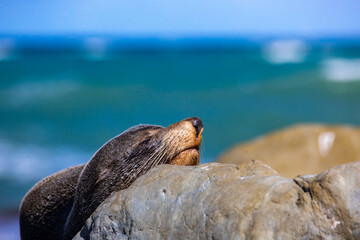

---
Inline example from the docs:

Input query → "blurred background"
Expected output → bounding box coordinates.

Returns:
[1,0,360,239]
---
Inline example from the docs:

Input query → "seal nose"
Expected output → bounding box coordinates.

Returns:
[191,117,203,137]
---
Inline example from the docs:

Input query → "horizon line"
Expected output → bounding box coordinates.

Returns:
[1,32,360,39]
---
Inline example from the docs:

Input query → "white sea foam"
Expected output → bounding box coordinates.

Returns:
[83,37,109,61]
[322,58,360,82]
[6,79,82,106]
[263,39,308,64]
[0,139,89,181]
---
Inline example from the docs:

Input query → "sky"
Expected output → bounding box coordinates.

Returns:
[0,0,360,36]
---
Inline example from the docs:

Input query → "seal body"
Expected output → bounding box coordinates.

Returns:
[19,117,203,240]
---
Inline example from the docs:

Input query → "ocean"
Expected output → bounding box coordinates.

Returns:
[1,36,360,239]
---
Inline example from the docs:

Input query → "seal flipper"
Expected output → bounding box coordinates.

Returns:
[19,164,85,240]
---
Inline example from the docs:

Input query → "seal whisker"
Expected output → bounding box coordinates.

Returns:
[148,143,168,169]
[146,147,164,169]
[127,149,161,185]
[149,144,163,160]
[157,144,170,163]
[152,138,171,163]
[200,141,205,162]
[164,135,177,158]
[148,151,166,171]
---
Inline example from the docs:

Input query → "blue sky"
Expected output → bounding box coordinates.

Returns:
[1,0,360,36]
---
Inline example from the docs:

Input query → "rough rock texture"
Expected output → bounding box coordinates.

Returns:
[73,160,360,240]
[216,124,360,177]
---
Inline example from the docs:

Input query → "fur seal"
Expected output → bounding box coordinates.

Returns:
[19,117,203,240]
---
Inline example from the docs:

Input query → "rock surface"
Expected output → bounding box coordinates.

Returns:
[73,160,360,240]
[216,124,360,177]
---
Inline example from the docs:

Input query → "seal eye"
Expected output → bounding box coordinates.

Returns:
[140,138,151,145]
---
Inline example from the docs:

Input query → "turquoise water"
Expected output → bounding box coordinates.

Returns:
[1,37,360,216]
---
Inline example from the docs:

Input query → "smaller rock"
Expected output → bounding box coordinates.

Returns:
[217,124,360,177]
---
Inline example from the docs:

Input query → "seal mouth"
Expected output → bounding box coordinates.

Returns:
[170,146,200,166]
[176,145,200,156]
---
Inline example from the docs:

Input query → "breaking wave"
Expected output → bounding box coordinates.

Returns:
[5,79,82,106]
[0,139,90,181]
[322,58,360,82]
[263,39,308,64]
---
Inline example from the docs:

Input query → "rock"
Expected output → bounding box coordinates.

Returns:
[216,124,360,177]
[73,160,360,240]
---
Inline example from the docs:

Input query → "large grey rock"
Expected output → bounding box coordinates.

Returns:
[73,160,360,240]
[217,124,360,177]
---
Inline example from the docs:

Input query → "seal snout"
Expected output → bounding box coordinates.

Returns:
[191,117,203,138]
[168,117,203,166]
